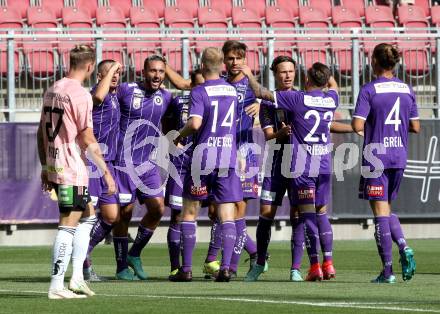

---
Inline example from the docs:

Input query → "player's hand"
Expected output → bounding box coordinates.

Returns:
[356,130,364,137]
[245,102,260,117]
[41,169,53,192]
[104,172,117,195]
[110,61,122,73]
[278,122,292,138]
[239,65,253,78]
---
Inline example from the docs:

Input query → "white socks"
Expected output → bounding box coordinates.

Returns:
[49,226,76,291]
[71,215,97,281]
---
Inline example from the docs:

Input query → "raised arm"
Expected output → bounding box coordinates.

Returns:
[240,65,275,102]
[327,75,338,92]
[93,62,121,105]
[166,64,192,91]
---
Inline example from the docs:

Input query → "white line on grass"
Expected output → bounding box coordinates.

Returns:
[0,289,439,313]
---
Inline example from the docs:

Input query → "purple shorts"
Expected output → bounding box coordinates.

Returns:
[165,162,188,211]
[290,174,331,206]
[114,162,165,205]
[88,161,119,207]
[183,168,243,204]
[240,157,259,200]
[358,168,404,201]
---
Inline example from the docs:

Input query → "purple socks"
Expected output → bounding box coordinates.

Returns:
[181,221,196,273]
[84,216,113,268]
[301,212,320,265]
[220,221,237,271]
[374,216,393,277]
[291,216,304,270]
[113,236,128,273]
[317,212,333,262]
[256,216,272,266]
[167,222,181,271]
[230,218,248,272]
[205,218,221,263]
[128,225,154,257]
[389,213,408,252]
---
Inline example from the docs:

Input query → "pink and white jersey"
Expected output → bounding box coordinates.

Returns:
[41,77,93,186]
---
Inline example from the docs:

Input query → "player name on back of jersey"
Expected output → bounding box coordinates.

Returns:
[207,134,233,147]
[306,143,332,156]
[374,81,410,94]
[383,136,403,148]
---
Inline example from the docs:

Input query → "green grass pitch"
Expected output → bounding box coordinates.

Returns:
[0,239,439,313]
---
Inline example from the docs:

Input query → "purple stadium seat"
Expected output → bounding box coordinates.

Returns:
[275,0,299,18]
[397,5,430,76]
[25,6,58,79]
[0,7,22,76]
[75,0,98,19]
[7,0,29,19]
[210,0,232,18]
[364,5,396,54]
[331,6,363,75]
[41,0,64,19]
[340,0,365,17]
[265,6,296,50]
[308,0,332,17]
[108,0,132,18]
[196,7,228,53]
[298,6,329,70]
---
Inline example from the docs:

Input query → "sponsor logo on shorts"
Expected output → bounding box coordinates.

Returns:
[298,188,315,200]
[191,185,208,196]
[367,185,384,197]
[242,181,256,193]
[261,189,276,202]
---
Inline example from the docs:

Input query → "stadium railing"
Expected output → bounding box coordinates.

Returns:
[0,28,438,121]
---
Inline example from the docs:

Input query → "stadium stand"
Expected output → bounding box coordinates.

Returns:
[209,0,232,18]
[0,6,22,76]
[339,0,365,17]
[108,0,132,18]
[175,0,199,18]
[275,0,299,19]
[41,0,64,19]
[75,0,98,19]
[196,6,229,53]
[308,0,333,17]
[265,5,296,56]
[5,0,30,19]
[364,5,396,54]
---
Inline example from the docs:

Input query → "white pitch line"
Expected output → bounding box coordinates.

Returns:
[0,289,439,313]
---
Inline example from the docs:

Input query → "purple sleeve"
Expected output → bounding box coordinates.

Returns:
[353,85,371,120]
[189,88,204,119]
[327,89,339,108]
[259,101,274,130]
[274,90,300,112]
[116,83,128,102]
[409,86,419,120]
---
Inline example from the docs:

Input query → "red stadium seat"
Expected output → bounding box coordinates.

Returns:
[431,5,440,26]
[413,0,430,17]
[307,0,332,17]
[108,0,132,18]
[340,0,365,17]
[6,0,29,19]
[175,0,199,18]
[164,6,194,28]
[364,5,396,53]
[75,0,98,19]
[275,0,299,19]
[243,0,266,18]
[210,0,232,18]
[143,0,165,18]
[41,0,64,19]
[331,6,363,75]
[298,6,329,70]
[0,7,22,76]
[0,6,23,30]
[196,7,228,53]
[265,6,296,50]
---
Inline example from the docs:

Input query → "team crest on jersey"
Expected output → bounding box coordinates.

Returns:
[133,97,142,109]
[367,185,384,197]
[154,95,163,106]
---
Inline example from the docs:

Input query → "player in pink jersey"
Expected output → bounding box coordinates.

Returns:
[37,45,116,299]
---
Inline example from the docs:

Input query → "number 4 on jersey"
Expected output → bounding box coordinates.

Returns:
[211,100,234,133]
[385,97,401,132]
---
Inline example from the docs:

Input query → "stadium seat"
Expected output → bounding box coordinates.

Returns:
[6,0,29,19]
[243,0,266,18]
[364,5,396,54]
[25,6,58,79]
[307,0,332,17]
[413,0,430,17]
[431,5,440,26]
[143,0,165,18]
[75,0,98,19]
[265,6,296,51]
[41,0,64,19]
[0,7,22,77]
[108,0,132,18]
[397,5,430,76]
[274,0,299,19]
[339,0,365,17]
[196,7,229,53]
[331,6,363,75]
[298,6,330,70]
[175,0,199,18]
[164,6,194,28]
[232,6,263,72]
[128,6,160,77]
[210,0,233,18]
[0,6,23,30]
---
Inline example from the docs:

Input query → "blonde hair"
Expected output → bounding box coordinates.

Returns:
[70,45,96,70]
[201,47,223,74]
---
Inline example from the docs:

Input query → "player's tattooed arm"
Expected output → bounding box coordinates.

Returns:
[93,62,121,106]
[240,65,275,102]
[166,64,192,91]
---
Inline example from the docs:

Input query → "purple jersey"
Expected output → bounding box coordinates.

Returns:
[353,77,419,169]
[189,78,238,169]
[167,95,193,153]
[90,85,120,161]
[275,89,339,175]
[116,82,173,166]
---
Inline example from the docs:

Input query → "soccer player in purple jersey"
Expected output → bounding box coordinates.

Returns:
[352,43,420,283]
[242,62,342,282]
[169,47,242,282]
[221,40,260,276]
[162,69,205,277]
[111,55,173,280]
[82,60,121,281]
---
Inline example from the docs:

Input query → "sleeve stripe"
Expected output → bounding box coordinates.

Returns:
[189,114,203,119]
[262,125,274,130]
[409,117,420,120]
[352,115,367,121]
